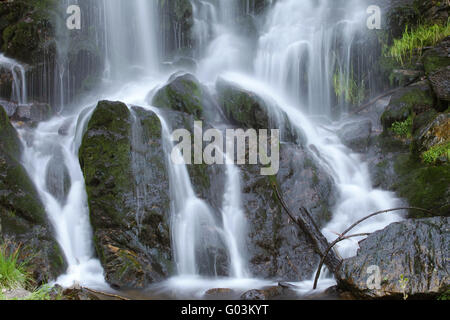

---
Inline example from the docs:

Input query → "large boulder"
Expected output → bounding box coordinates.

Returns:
[338,217,449,299]
[0,105,66,284]
[241,142,336,281]
[79,100,172,289]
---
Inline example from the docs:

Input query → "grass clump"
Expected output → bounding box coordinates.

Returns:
[391,115,413,138]
[422,141,450,164]
[0,244,28,290]
[389,20,450,65]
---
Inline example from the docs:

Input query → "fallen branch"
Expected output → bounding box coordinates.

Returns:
[312,206,434,289]
[81,287,130,300]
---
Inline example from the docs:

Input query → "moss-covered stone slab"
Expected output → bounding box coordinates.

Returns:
[79,100,172,289]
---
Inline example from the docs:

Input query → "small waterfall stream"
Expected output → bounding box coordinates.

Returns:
[2,0,407,297]
[0,53,27,105]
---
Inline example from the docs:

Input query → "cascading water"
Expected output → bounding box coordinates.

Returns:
[3,0,407,297]
[191,0,402,262]
[0,53,27,105]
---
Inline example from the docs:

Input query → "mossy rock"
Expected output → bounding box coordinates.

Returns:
[0,0,56,64]
[152,73,204,119]
[216,77,270,129]
[381,81,434,131]
[79,101,172,288]
[393,154,450,217]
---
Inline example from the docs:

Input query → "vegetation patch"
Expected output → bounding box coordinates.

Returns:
[391,115,413,138]
[388,20,450,65]
[422,141,450,164]
[333,69,365,106]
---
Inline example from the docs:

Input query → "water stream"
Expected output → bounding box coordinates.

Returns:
[2,0,405,297]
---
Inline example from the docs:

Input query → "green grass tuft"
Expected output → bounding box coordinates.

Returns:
[391,116,413,138]
[0,244,28,290]
[422,141,450,164]
[389,20,450,65]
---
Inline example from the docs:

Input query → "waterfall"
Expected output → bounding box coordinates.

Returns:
[18,108,106,288]
[2,0,406,295]
[0,54,27,105]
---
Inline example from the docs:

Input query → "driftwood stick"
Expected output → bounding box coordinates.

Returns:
[312,206,433,289]
[271,181,342,278]
[81,287,130,300]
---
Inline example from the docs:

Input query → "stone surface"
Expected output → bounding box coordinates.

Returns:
[79,101,172,289]
[337,119,373,152]
[338,217,450,299]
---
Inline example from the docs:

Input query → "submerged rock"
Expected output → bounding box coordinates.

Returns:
[45,147,71,205]
[338,217,449,299]
[0,106,66,284]
[79,100,172,289]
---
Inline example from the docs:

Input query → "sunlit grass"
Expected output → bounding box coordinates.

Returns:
[0,244,28,290]
[389,20,450,65]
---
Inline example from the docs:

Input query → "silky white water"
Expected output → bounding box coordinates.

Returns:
[0,53,27,105]
[3,0,405,297]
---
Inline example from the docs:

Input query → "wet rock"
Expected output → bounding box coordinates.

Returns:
[0,106,66,284]
[45,147,71,205]
[204,288,235,299]
[381,81,434,131]
[152,73,205,119]
[242,142,336,281]
[240,286,283,300]
[79,101,172,289]
[338,217,449,299]
[413,113,449,154]
[423,37,450,110]
[11,102,54,123]
[337,119,372,152]
[0,101,17,117]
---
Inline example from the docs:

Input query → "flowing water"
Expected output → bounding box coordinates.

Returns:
[3,0,404,297]
[0,53,27,105]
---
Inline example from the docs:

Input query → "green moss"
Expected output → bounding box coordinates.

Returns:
[393,154,450,217]
[423,54,450,75]
[152,75,203,119]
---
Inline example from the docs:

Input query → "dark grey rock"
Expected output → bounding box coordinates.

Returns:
[338,217,450,299]
[337,119,373,152]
